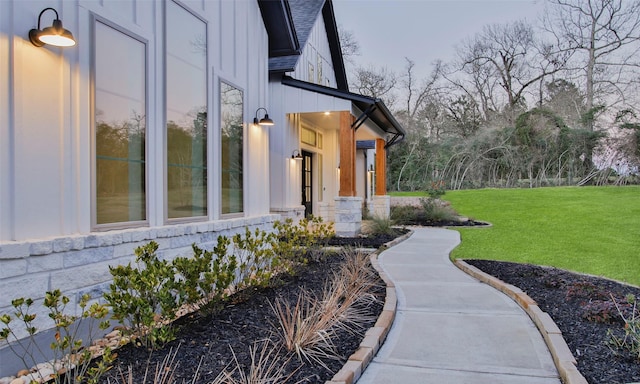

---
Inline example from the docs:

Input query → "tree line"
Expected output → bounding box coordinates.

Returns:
[342,0,640,190]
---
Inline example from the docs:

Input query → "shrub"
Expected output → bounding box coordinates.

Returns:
[105,241,180,350]
[0,291,113,384]
[172,236,236,311]
[232,227,279,290]
[272,216,334,264]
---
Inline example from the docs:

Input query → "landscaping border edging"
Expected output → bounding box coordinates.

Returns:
[454,259,589,384]
[325,229,414,384]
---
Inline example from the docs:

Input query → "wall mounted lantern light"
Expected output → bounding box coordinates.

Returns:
[253,107,274,126]
[291,149,303,160]
[29,7,76,47]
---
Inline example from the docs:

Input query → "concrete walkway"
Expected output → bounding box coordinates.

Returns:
[358,227,561,384]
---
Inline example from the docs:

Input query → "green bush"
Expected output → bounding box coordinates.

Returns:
[232,227,279,290]
[272,216,334,264]
[172,236,236,310]
[105,241,180,349]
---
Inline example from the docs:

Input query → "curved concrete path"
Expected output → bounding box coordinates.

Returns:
[358,227,561,384]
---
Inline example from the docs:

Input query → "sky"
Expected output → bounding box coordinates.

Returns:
[332,0,546,80]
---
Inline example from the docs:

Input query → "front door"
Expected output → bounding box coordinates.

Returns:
[301,150,313,217]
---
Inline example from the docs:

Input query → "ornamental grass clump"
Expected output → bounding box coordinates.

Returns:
[270,248,380,367]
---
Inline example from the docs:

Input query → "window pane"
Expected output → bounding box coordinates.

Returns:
[95,22,146,225]
[220,82,244,214]
[166,1,207,218]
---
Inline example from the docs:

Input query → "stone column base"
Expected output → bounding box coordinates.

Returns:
[372,195,391,219]
[334,196,362,237]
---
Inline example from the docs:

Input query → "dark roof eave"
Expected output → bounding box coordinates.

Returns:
[281,76,406,145]
[322,0,348,91]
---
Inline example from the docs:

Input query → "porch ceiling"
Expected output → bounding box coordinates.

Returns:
[281,76,406,146]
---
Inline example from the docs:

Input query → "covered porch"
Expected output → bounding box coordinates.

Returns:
[269,76,405,236]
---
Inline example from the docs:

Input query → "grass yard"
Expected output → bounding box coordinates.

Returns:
[395,186,640,286]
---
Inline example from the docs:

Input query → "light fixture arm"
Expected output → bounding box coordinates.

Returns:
[37,8,59,30]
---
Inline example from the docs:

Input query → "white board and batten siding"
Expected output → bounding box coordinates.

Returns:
[0,0,274,354]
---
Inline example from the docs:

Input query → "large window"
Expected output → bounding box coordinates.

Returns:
[94,21,146,225]
[166,1,207,219]
[220,82,244,214]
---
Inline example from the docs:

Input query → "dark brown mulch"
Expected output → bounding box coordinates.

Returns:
[324,227,409,248]
[466,259,640,384]
[100,251,386,384]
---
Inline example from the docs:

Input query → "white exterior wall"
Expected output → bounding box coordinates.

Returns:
[289,14,335,86]
[0,0,273,357]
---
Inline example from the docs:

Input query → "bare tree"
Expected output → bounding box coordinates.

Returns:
[454,20,568,115]
[338,25,361,65]
[544,0,640,125]
[350,65,398,107]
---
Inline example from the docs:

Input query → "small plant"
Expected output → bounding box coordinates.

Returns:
[420,198,458,222]
[390,205,421,225]
[232,227,279,290]
[364,215,396,236]
[581,300,618,324]
[426,180,446,199]
[105,241,180,350]
[0,291,113,384]
[565,281,610,301]
[609,294,640,361]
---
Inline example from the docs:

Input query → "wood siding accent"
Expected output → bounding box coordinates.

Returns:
[376,138,387,195]
[339,112,356,196]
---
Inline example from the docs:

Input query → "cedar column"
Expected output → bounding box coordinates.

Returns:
[339,111,356,196]
[375,138,387,195]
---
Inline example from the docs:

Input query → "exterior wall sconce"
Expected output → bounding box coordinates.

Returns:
[29,7,76,47]
[291,150,303,160]
[253,107,274,126]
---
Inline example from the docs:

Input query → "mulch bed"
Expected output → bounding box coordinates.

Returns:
[100,251,386,384]
[466,260,640,384]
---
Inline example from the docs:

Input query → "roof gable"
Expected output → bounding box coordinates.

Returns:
[261,0,347,91]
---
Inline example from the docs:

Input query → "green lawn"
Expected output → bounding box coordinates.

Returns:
[406,186,639,286]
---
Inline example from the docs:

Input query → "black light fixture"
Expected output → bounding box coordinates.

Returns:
[291,149,303,160]
[29,7,76,47]
[253,107,274,126]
